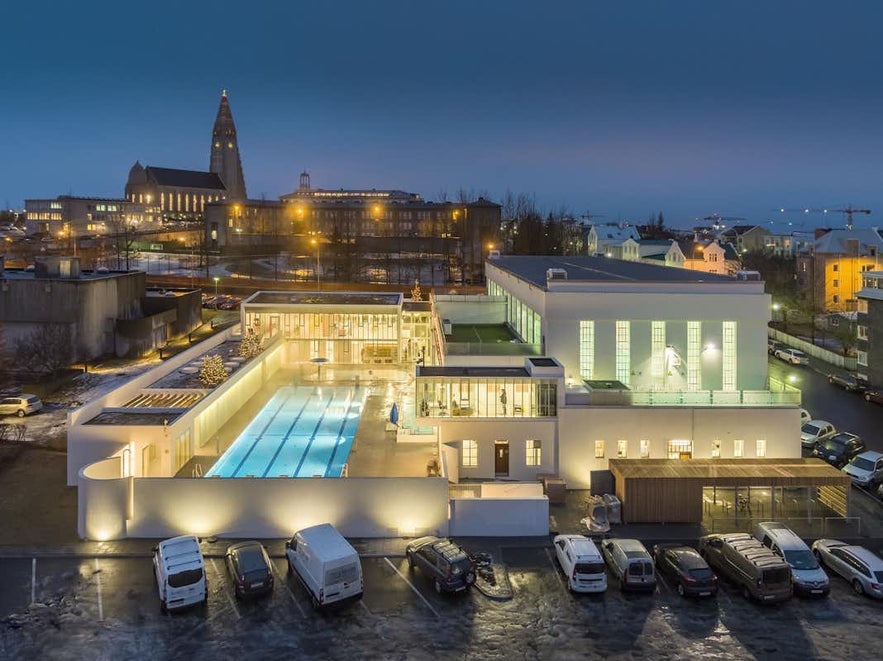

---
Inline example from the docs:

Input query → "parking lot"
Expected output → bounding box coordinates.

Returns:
[1,544,880,660]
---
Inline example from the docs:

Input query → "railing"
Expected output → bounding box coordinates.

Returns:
[709,516,861,536]
[587,388,801,407]
[444,341,542,356]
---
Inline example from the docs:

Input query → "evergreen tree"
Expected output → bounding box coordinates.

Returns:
[199,354,228,387]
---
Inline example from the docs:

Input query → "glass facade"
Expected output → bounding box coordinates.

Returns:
[579,320,595,379]
[615,321,630,385]
[417,376,557,418]
[722,321,737,391]
[651,321,665,389]
[687,321,701,391]
[488,280,541,348]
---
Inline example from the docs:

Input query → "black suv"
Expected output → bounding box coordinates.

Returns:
[812,432,866,469]
[405,536,476,593]
[827,373,869,394]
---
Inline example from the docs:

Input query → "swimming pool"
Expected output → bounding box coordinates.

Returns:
[205,385,365,478]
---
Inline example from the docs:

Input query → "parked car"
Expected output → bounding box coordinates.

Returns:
[754,522,829,597]
[285,523,363,608]
[600,538,656,592]
[864,390,883,405]
[153,535,207,613]
[405,536,476,594]
[812,432,866,469]
[652,545,718,598]
[698,533,792,603]
[0,394,42,418]
[225,541,274,600]
[799,408,812,425]
[774,347,809,365]
[841,451,883,489]
[812,539,883,598]
[768,339,783,355]
[800,420,836,449]
[553,534,607,593]
[827,373,868,393]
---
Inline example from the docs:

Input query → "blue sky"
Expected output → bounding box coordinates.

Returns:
[2,1,883,229]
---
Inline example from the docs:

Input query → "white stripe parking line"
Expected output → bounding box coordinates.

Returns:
[359,599,372,616]
[94,558,104,621]
[544,547,567,589]
[210,558,240,619]
[383,557,440,619]
[31,558,36,605]
[272,561,306,617]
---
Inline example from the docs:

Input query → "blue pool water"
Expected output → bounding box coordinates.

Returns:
[205,385,365,478]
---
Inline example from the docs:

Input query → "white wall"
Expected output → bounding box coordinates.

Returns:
[78,457,130,540]
[433,295,507,324]
[558,406,800,489]
[449,498,549,536]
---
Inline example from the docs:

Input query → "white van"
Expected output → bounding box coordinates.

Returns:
[754,522,829,597]
[553,534,607,593]
[153,535,207,613]
[285,523,363,608]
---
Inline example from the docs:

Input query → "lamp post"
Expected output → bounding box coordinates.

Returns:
[213,276,220,308]
[311,237,321,291]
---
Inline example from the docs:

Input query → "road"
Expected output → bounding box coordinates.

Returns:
[1,546,881,660]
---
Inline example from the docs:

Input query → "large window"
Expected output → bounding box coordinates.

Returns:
[687,321,701,391]
[461,440,478,467]
[579,321,595,379]
[722,321,737,391]
[640,439,650,458]
[756,439,766,457]
[526,440,542,466]
[667,439,692,459]
[711,439,721,458]
[734,439,744,458]
[594,440,605,459]
[615,321,630,386]
[617,440,628,458]
[651,321,665,389]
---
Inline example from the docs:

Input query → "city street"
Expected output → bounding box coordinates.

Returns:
[1,545,882,660]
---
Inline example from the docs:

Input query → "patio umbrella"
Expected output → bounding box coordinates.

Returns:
[389,402,399,426]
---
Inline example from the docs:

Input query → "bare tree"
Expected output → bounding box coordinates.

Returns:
[14,324,73,376]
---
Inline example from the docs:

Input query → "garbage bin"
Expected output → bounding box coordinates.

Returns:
[602,493,621,524]
[544,478,566,505]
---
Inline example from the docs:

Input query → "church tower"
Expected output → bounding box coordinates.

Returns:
[210,90,247,200]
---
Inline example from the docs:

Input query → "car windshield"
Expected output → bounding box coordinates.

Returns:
[574,562,606,575]
[851,457,875,471]
[792,351,806,357]
[802,423,821,435]
[783,550,819,570]
[688,568,714,580]
[450,558,472,576]
[819,438,846,452]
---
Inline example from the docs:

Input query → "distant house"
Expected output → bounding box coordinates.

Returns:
[587,224,641,257]
[679,239,741,275]
[718,225,772,254]
[637,239,685,268]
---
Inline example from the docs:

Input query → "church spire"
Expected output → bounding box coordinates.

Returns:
[210,90,247,200]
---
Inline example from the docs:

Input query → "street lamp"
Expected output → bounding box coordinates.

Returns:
[310,237,321,290]
[213,276,220,308]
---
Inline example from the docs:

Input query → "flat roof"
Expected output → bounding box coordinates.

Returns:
[243,291,403,306]
[417,366,531,378]
[489,255,736,288]
[609,458,851,483]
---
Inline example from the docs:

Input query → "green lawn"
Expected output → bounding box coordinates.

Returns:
[447,324,517,343]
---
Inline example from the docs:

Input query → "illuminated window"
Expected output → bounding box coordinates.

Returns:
[722,322,737,391]
[617,440,628,458]
[756,439,766,457]
[526,440,541,466]
[651,321,665,388]
[579,321,594,379]
[640,439,649,458]
[711,439,721,458]
[734,439,744,457]
[687,321,701,391]
[462,440,478,467]
[667,439,692,459]
[615,321,630,385]
[594,440,605,459]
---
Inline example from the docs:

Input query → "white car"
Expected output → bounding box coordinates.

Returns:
[812,539,883,599]
[799,408,811,425]
[841,451,883,488]
[800,420,836,449]
[553,534,607,593]
[775,348,809,365]
[0,394,42,417]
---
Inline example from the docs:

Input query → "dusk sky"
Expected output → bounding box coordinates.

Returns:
[3,1,883,229]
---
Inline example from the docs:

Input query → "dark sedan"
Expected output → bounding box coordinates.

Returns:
[864,390,883,405]
[828,373,869,393]
[812,432,866,469]
[653,545,718,598]
[225,541,274,599]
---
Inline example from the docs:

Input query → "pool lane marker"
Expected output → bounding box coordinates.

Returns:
[94,558,104,621]
[383,557,440,619]
[263,386,324,477]
[227,388,294,478]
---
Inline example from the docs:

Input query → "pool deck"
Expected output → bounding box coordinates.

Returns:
[181,365,435,479]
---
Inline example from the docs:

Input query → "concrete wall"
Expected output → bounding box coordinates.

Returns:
[433,295,507,325]
[768,327,857,370]
[449,497,549,536]
[558,406,801,489]
[79,471,451,540]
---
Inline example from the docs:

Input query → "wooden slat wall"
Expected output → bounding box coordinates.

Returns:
[620,478,703,523]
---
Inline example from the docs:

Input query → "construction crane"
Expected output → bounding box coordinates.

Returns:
[778,205,871,230]
[700,214,746,230]
[579,211,607,223]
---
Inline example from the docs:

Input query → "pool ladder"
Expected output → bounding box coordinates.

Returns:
[191,463,204,478]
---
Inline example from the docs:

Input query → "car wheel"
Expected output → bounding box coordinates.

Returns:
[160,598,167,614]
[677,583,685,597]
[407,552,414,570]
[742,585,752,601]
[16,409,24,417]
[434,578,443,594]
[853,580,865,596]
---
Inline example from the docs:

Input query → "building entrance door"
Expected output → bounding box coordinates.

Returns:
[495,441,509,476]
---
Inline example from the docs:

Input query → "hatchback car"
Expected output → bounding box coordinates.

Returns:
[774,347,809,365]
[768,339,783,355]
[224,541,274,599]
[812,432,866,469]
[842,451,883,489]
[812,539,883,598]
[652,545,717,598]
[827,373,868,393]
[0,394,42,417]
[800,420,836,449]
[405,536,476,593]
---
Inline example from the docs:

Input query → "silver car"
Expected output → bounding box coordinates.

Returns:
[812,539,883,599]
[800,419,836,449]
[0,394,42,417]
[775,348,809,365]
